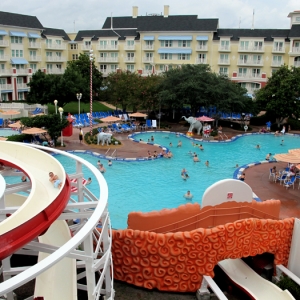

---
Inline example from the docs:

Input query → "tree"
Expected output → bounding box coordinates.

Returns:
[255,65,300,126]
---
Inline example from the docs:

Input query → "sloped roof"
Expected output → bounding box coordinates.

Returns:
[42,27,70,40]
[0,11,43,29]
[102,15,218,32]
[213,28,290,41]
[74,29,139,41]
[289,24,300,38]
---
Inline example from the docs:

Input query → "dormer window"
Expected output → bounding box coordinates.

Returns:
[296,17,300,22]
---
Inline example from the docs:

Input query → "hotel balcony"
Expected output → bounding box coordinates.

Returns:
[96,44,119,51]
[143,69,153,75]
[81,44,92,51]
[15,69,29,75]
[17,83,29,89]
[218,59,230,65]
[195,58,207,64]
[0,40,9,47]
[124,57,135,63]
[289,47,300,56]
[218,45,231,52]
[271,61,284,67]
[238,46,264,53]
[28,55,42,62]
[0,68,11,76]
[47,68,65,74]
[0,55,9,61]
[46,56,66,62]
[142,57,154,63]
[196,45,208,51]
[124,45,136,51]
[97,57,119,63]
[142,45,154,51]
[28,42,41,48]
[236,73,262,79]
[0,83,13,90]
[237,59,263,66]
[272,47,285,53]
[294,61,300,67]
[44,43,66,50]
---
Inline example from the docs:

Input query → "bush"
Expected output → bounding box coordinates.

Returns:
[276,275,300,299]
[6,134,32,142]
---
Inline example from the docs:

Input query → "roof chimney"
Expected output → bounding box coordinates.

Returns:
[132,6,138,18]
[164,5,169,18]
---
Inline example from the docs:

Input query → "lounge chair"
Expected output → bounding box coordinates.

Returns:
[275,172,287,185]
[112,123,123,133]
[146,119,152,129]
[0,118,3,127]
[284,176,296,189]
[152,120,157,129]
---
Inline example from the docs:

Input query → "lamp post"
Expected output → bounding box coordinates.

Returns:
[58,107,64,147]
[89,49,94,135]
[54,99,58,114]
[76,93,82,116]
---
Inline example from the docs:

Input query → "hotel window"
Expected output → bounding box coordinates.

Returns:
[0,64,4,71]
[17,77,23,84]
[253,55,262,63]
[72,54,78,60]
[178,53,190,60]
[254,41,263,50]
[11,36,22,44]
[127,40,134,47]
[11,50,23,57]
[219,67,228,75]
[220,54,229,63]
[29,38,36,43]
[296,17,300,22]
[111,52,118,59]
[30,50,37,57]
[240,41,249,50]
[0,49,3,57]
[56,40,61,45]
[30,63,37,71]
[274,41,283,51]
[100,65,107,72]
[0,78,5,84]
[145,40,153,46]
[126,64,134,72]
[47,64,53,70]
[111,40,118,48]
[178,40,191,47]
[18,92,24,100]
[127,53,134,61]
[46,52,52,57]
[0,36,3,41]
[46,39,52,46]
[110,65,118,71]
[145,65,152,71]
[220,40,229,50]
[238,67,247,76]
[240,55,248,63]
[198,41,207,49]
[160,40,172,47]
[55,52,61,57]
[100,53,107,58]
[85,41,91,46]
[100,41,107,49]
[70,44,78,50]
[294,41,300,48]
[272,55,282,65]
[56,64,62,69]
[12,64,25,69]
[252,68,261,77]
[1,93,7,101]
[160,53,172,60]
[198,53,206,61]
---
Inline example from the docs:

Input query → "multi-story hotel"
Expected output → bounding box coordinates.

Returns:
[1,6,300,100]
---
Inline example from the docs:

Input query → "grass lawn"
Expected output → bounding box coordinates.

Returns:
[48,101,113,115]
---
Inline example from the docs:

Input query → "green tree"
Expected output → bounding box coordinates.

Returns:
[255,65,300,126]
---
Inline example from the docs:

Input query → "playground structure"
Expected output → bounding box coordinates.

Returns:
[0,141,113,300]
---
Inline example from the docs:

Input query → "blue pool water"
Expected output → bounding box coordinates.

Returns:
[54,132,300,229]
[0,129,19,137]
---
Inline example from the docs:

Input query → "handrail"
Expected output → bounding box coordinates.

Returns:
[0,143,110,297]
[147,205,278,233]
[111,150,116,158]
[105,148,111,155]
[277,265,300,286]
[203,275,228,300]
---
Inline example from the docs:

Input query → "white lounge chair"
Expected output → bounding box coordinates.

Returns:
[152,120,157,129]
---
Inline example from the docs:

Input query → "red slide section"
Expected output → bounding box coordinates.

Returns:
[0,159,71,260]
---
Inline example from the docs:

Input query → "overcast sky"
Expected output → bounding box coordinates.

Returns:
[1,0,299,33]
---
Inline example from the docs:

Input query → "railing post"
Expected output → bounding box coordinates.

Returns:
[196,277,210,300]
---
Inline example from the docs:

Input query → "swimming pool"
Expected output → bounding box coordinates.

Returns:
[52,132,300,229]
[0,128,20,137]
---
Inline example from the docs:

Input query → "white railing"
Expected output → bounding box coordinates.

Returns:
[196,45,208,51]
[29,55,41,61]
[124,45,135,51]
[44,43,66,50]
[218,45,230,51]
[0,40,9,47]
[46,68,65,74]
[0,145,113,300]
[0,84,12,90]
[195,58,207,64]
[237,59,263,66]
[142,57,154,63]
[0,55,9,61]
[15,69,28,75]
[125,57,135,62]
[218,59,230,64]
[96,44,118,51]
[291,47,300,54]
[97,57,118,63]
[81,44,92,51]
[239,46,264,52]
[142,45,154,50]
[272,47,284,52]
[0,69,11,75]
[237,73,262,79]
[143,69,153,75]
[16,83,28,89]
[271,61,284,67]
[46,56,66,62]
[28,42,41,48]
[294,61,300,67]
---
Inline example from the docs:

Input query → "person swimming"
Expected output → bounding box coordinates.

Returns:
[181,168,189,180]
[184,190,193,199]
[108,160,112,166]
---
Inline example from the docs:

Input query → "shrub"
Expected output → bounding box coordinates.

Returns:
[276,275,300,299]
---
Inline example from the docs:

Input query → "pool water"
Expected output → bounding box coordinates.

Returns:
[0,129,20,137]
[54,132,300,229]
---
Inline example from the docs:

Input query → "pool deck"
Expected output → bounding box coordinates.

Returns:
[59,124,300,220]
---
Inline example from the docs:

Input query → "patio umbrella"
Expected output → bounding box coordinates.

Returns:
[128,112,148,118]
[100,116,121,123]
[8,120,22,129]
[273,153,300,164]
[1,110,20,119]
[22,127,47,134]
[196,116,214,122]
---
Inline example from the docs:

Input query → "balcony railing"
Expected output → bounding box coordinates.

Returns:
[142,57,154,63]
[0,40,9,47]
[271,61,284,67]
[0,83,13,90]
[142,45,154,50]
[15,69,28,75]
[218,59,230,64]
[28,42,41,48]
[238,46,264,52]
[290,47,300,54]
[46,68,65,74]
[237,59,263,66]
[237,73,262,79]
[46,56,66,62]
[0,55,9,61]
[218,45,230,51]
[96,44,119,51]
[17,83,29,89]
[272,46,285,53]
[143,69,153,75]
[28,55,42,62]
[195,58,207,64]
[124,45,136,51]
[44,43,66,50]
[97,57,118,63]
[81,44,92,51]
[294,61,300,67]
[196,45,208,51]
[125,57,135,62]
[0,69,11,75]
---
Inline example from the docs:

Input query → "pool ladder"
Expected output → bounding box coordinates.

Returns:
[105,148,117,158]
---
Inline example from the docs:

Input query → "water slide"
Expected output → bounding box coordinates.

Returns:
[0,141,71,260]
[218,258,295,300]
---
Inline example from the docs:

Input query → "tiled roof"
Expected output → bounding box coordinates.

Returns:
[74,29,139,41]
[289,25,300,38]
[102,15,219,32]
[42,27,70,41]
[0,11,43,29]
[213,28,290,41]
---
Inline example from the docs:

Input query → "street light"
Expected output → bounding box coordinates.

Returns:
[58,107,64,147]
[54,99,58,114]
[89,49,94,135]
[76,93,82,116]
